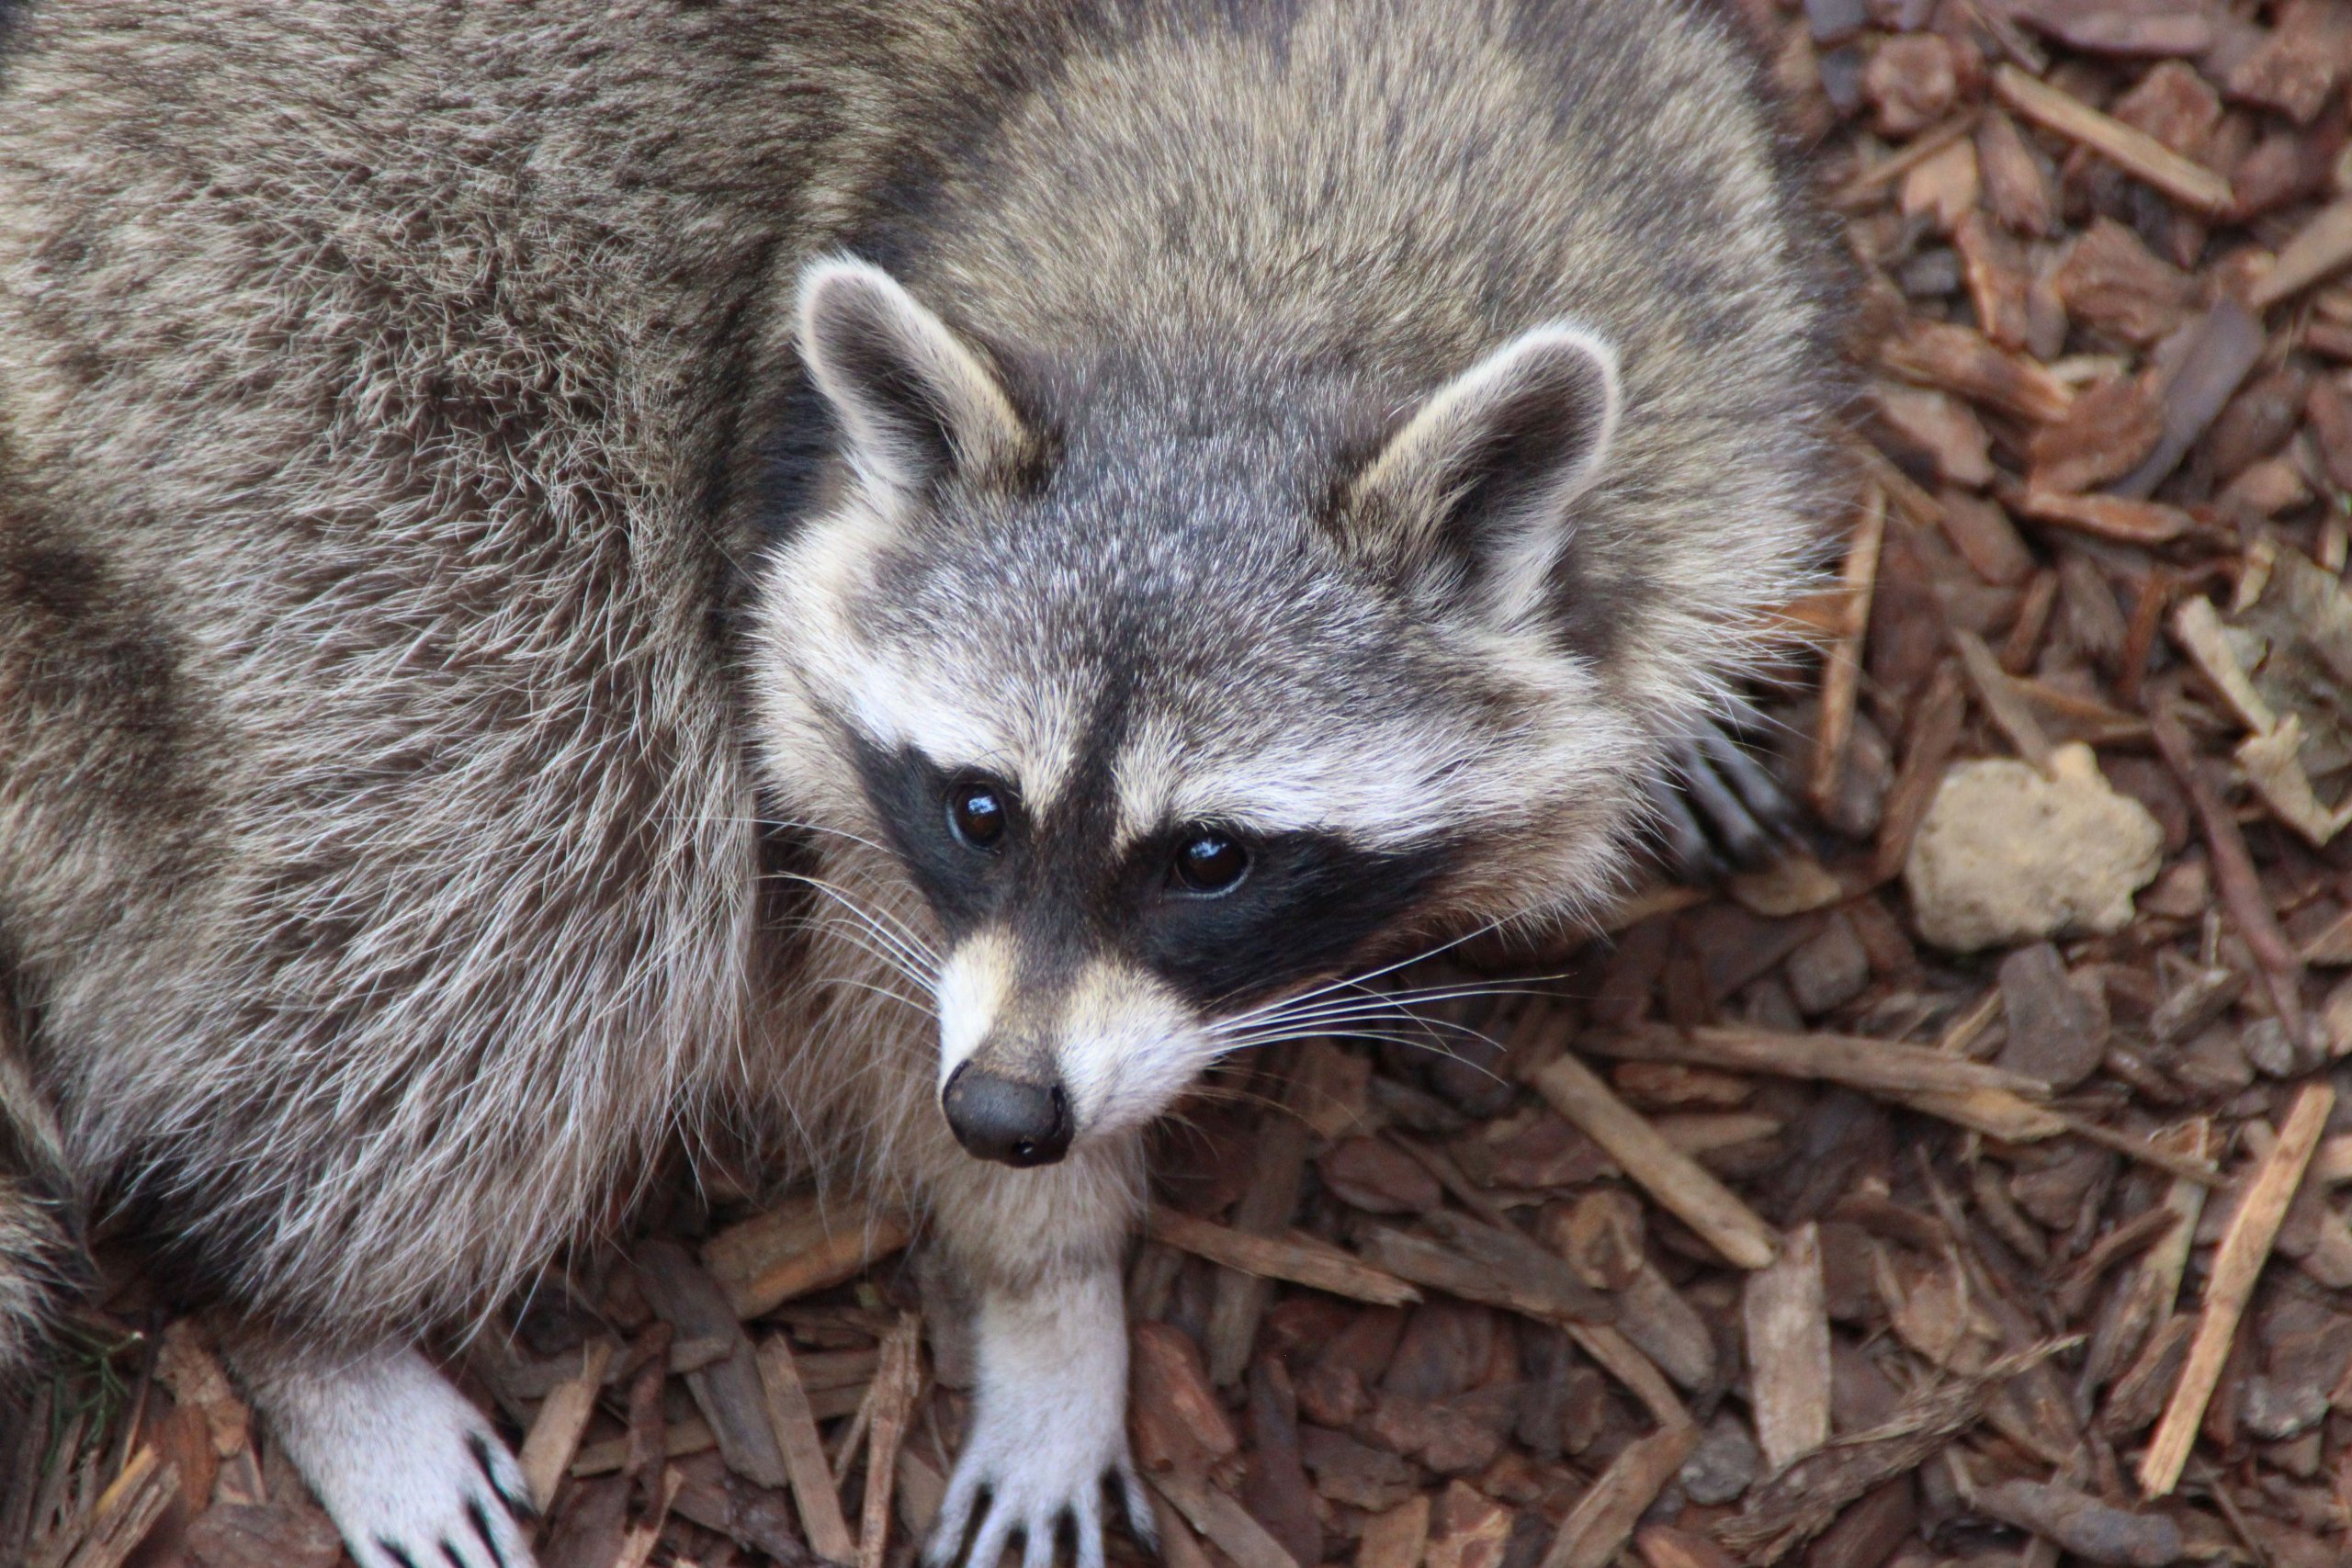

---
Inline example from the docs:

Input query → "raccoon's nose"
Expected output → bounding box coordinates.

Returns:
[941,1063,1072,1168]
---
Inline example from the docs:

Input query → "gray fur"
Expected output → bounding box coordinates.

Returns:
[0,0,1835,1557]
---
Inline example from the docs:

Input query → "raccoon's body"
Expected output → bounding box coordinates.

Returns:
[0,3,1837,1564]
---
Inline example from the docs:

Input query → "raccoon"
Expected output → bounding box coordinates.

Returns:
[0,2,1837,1565]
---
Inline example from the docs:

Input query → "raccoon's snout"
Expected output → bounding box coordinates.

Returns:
[941,1061,1073,1168]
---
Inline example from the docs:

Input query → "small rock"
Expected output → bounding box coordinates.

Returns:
[2242,1374,2329,1440]
[2242,1017,2305,1078]
[1678,1413,1760,1506]
[1786,914,1871,1015]
[1996,943,2109,1089]
[1904,745,2164,952]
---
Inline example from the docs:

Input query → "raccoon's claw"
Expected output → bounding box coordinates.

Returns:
[925,1454,1152,1568]
[232,1338,537,1568]
[1652,720,1804,882]
[925,1269,1145,1568]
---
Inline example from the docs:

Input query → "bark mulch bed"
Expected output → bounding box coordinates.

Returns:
[19,2,2352,1564]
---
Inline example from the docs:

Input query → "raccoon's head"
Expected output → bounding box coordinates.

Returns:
[751,257,1659,1168]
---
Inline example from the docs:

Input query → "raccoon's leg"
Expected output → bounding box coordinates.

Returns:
[227,1330,537,1568]
[0,1031,89,1383]
[1650,717,1803,880]
[922,1142,1153,1568]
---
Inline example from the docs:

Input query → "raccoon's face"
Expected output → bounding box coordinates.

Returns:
[751,258,1646,1167]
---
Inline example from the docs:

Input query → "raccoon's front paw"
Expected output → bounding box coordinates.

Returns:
[1650,717,1804,881]
[924,1269,1153,1568]
[236,1338,537,1568]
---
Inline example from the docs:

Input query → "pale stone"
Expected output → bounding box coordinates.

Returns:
[1904,745,2163,953]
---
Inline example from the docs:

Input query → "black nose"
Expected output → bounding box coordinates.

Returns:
[942,1063,1072,1167]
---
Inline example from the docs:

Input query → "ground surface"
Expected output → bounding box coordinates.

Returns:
[16,2,2352,1565]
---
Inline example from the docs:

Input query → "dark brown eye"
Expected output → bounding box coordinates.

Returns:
[1173,830,1249,893]
[949,780,1008,851]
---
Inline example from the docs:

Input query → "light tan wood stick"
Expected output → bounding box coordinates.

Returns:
[1809,488,1887,814]
[856,1314,924,1568]
[1532,1053,1780,1269]
[1744,1223,1832,1473]
[517,1337,615,1511]
[1148,1205,1421,1306]
[705,1196,911,1321]
[2140,1083,2334,1495]
[1151,1472,1299,1568]
[1537,1421,1700,1568]
[1993,65,2233,214]
[756,1336,859,1564]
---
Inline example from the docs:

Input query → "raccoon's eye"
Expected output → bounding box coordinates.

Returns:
[948,780,1009,852]
[1172,830,1249,894]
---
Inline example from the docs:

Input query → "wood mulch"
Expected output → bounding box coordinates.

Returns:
[17,2,2352,1564]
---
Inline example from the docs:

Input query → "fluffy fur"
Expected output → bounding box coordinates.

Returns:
[0,2,1837,1563]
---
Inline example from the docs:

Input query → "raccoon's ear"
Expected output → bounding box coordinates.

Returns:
[796,256,1035,495]
[1342,324,1621,620]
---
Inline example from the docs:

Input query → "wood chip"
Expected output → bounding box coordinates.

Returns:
[1992,63,2233,213]
[53,1447,176,1568]
[755,1337,857,1565]
[2150,699,2310,1043]
[1208,1101,1315,1385]
[1355,1495,1432,1568]
[1530,1053,1781,1270]
[1954,626,2055,770]
[1148,1206,1419,1307]
[1883,318,2074,422]
[1582,1024,2050,1101]
[855,1314,923,1568]
[2113,301,2265,498]
[1151,1471,1300,1568]
[1565,1325,1693,1433]
[2013,488,2194,545]
[635,1239,791,1492]
[1743,1223,1832,1474]
[517,1338,616,1514]
[1720,1341,2073,1562]
[1810,489,1886,816]
[703,1196,911,1322]
[1535,1422,1698,1568]
[609,1464,683,1568]
[1355,1224,1612,1330]
[2140,1081,2335,1495]
[1975,1479,2182,1567]
[2252,197,2352,310]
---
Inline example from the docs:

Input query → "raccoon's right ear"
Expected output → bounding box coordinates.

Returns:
[796,256,1035,496]
[1340,324,1621,623]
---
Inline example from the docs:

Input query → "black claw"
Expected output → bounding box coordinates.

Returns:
[469,1432,536,1522]
[440,1542,470,1568]
[1649,720,1810,882]
[1699,727,1804,839]
[467,1496,510,1568]
[1648,780,1723,883]
[380,1540,423,1568]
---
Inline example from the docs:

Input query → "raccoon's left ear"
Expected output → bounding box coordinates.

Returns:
[796,256,1035,496]
[1341,323,1621,623]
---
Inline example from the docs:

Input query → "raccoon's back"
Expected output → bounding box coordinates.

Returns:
[0,2,806,1330]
